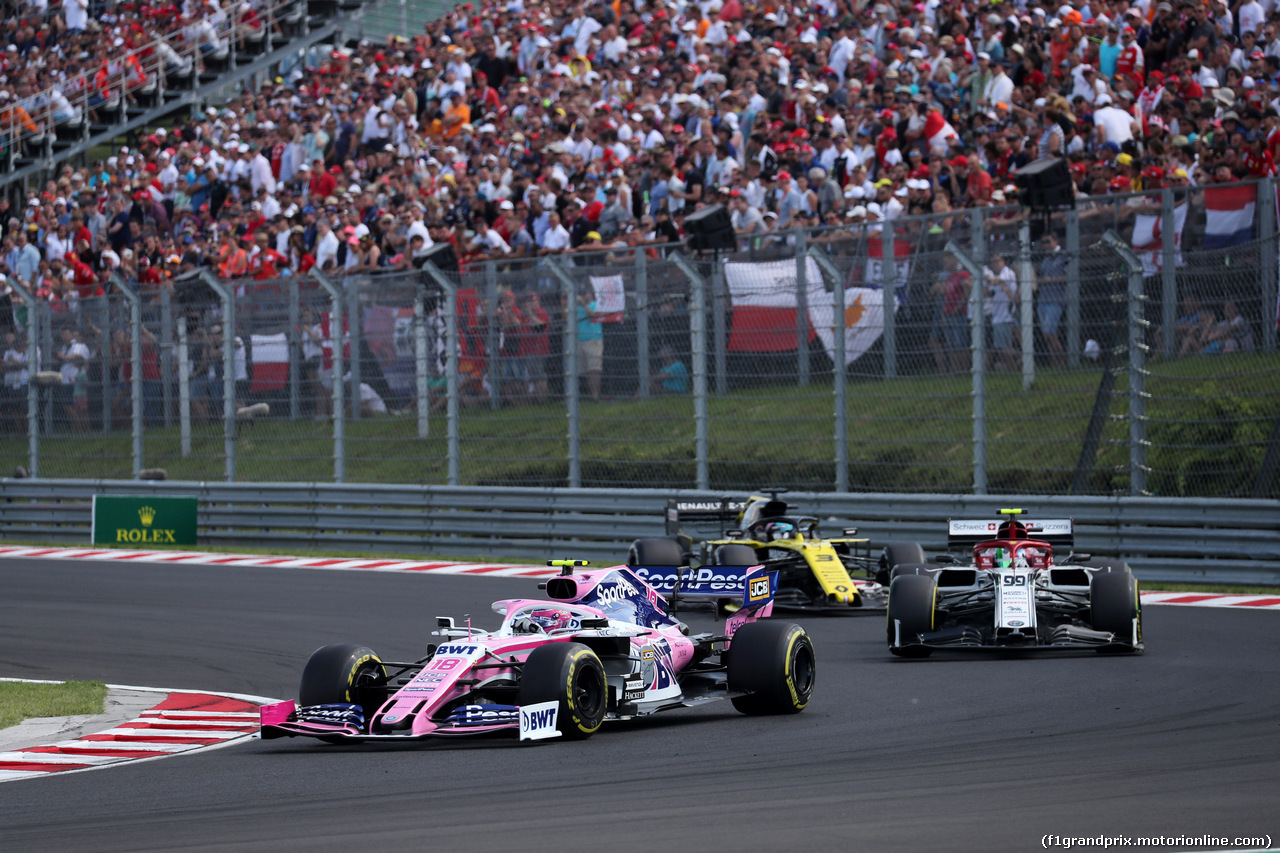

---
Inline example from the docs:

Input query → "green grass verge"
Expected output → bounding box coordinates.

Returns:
[1,351,1275,494]
[0,681,107,730]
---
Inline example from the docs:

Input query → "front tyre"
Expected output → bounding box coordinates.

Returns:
[518,643,607,739]
[1090,570,1142,652]
[727,621,816,715]
[878,542,927,585]
[886,574,937,658]
[298,643,388,724]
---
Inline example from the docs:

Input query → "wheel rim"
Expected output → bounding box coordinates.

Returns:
[574,664,606,722]
[791,639,816,697]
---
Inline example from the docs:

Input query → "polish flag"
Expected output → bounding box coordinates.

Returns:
[249,333,290,393]
[1202,184,1256,249]
[725,257,821,352]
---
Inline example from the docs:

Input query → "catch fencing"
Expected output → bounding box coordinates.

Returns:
[1,180,1278,498]
[0,479,1276,584]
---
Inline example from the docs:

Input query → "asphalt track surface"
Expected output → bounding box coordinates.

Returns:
[1,558,1277,853]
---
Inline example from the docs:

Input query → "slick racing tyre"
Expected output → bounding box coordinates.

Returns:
[1090,570,1142,652]
[886,574,937,658]
[727,621,816,715]
[1078,559,1133,574]
[298,643,389,720]
[889,563,936,583]
[714,543,759,566]
[628,537,684,567]
[518,643,607,740]
[878,542,927,585]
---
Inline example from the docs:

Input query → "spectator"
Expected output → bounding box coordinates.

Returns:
[984,254,1019,372]
[575,286,603,402]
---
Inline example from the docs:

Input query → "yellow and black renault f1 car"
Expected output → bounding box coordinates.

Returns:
[627,490,926,613]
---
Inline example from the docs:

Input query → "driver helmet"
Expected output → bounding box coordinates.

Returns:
[765,521,795,541]
[995,547,1012,569]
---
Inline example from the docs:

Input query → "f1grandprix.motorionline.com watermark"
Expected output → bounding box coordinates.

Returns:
[1042,835,1273,850]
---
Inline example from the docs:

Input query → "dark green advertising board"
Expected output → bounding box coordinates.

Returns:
[91,496,198,546]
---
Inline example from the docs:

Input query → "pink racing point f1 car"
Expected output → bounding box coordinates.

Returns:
[259,560,816,744]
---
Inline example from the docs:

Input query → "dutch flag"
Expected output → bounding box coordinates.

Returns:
[1201,184,1256,249]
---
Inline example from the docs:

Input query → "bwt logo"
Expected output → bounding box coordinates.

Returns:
[522,707,556,729]
[138,506,156,527]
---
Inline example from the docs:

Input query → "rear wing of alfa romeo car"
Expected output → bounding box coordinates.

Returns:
[946,518,1075,550]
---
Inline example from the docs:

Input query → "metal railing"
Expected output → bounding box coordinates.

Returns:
[1,0,311,169]
[0,479,1276,583]
[2,182,1277,498]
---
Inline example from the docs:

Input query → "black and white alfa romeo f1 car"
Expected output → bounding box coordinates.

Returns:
[886,510,1143,656]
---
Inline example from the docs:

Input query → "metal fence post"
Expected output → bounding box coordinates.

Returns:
[670,251,709,489]
[160,289,173,426]
[1102,231,1147,496]
[636,249,650,400]
[288,277,300,420]
[112,275,143,479]
[796,233,810,386]
[1065,207,1081,367]
[946,239,986,495]
[313,272,345,483]
[1259,176,1277,352]
[882,224,896,378]
[1018,220,1035,389]
[99,295,111,433]
[1160,187,1178,359]
[201,271,237,482]
[560,260,581,488]
[40,301,53,437]
[7,279,39,477]
[485,261,500,410]
[347,284,361,422]
[809,251,847,491]
[178,315,191,457]
[420,263,459,485]
[414,285,429,440]
[712,256,727,396]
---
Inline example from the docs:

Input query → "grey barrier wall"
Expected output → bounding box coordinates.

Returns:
[2,182,1278,499]
[1,479,1276,584]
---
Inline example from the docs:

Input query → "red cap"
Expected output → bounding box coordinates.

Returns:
[949,155,968,167]
[1109,177,1130,191]
[777,170,792,181]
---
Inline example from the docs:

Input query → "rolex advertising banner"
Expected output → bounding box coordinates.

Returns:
[91,496,198,546]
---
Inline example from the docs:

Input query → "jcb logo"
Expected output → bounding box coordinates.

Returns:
[748,577,770,601]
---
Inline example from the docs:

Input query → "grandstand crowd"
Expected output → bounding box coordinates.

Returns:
[1,0,1279,298]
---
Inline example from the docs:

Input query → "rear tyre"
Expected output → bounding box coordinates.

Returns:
[1090,570,1141,652]
[886,574,937,658]
[518,643,607,739]
[298,643,388,728]
[628,537,685,567]
[714,543,759,566]
[878,542,927,585]
[727,621,816,715]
